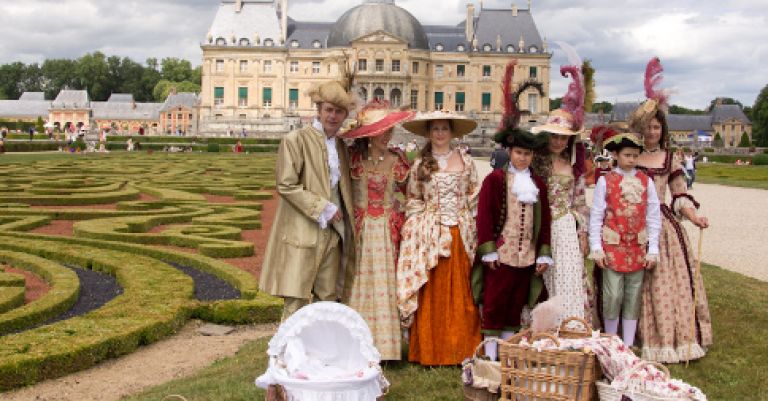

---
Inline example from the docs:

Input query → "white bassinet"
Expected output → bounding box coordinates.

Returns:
[255,302,389,401]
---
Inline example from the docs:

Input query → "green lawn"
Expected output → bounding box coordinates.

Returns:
[696,164,768,190]
[124,263,768,401]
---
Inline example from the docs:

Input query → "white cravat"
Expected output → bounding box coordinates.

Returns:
[313,119,341,229]
[509,166,539,204]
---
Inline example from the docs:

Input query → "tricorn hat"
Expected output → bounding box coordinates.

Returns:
[307,80,356,112]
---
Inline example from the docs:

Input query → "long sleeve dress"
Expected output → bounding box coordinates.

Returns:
[638,151,713,363]
[345,149,410,361]
[396,151,482,365]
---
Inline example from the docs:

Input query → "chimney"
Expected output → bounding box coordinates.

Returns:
[466,3,475,42]
[528,0,532,10]
[512,3,518,16]
[236,0,242,13]
[280,0,288,44]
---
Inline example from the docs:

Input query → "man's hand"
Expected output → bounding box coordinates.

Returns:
[332,210,343,222]
[594,256,607,269]
[535,263,549,275]
[483,260,499,270]
[644,259,657,270]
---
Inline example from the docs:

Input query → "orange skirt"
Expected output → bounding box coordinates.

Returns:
[408,226,482,365]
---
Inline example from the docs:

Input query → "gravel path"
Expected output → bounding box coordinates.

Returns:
[166,261,241,301]
[473,159,768,282]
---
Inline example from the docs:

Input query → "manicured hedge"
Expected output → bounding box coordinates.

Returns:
[0,287,25,314]
[2,141,66,152]
[753,154,768,166]
[105,136,281,145]
[0,185,140,206]
[0,271,26,287]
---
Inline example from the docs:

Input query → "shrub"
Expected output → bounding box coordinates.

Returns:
[752,154,768,165]
[3,141,65,152]
[713,133,724,148]
[704,147,715,153]
[738,132,752,147]
[207,143,220,153]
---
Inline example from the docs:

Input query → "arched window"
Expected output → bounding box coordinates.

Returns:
[359,87,368,103]
[239,38,250,46]
[529,46,539,53]
[435,43,444,51]
[506,44,515,53]
[457,44,465,52]
[373,87,385,101]
[290,40,300,48]
[215,37,227,46]
[482,43,492,51]
[390,88,402,107]
[312,40,322,48]
[264,38,274,47]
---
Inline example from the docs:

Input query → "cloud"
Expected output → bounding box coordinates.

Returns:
[0,0,765,109]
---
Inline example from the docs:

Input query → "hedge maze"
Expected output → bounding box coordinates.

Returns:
[0,153,282,391]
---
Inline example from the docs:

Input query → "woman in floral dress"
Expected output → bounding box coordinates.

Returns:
[397,110,482,366]
[342,101,414,360]
[631,58,712,363]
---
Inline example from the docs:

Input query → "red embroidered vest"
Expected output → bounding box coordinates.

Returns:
[602,171,650,273]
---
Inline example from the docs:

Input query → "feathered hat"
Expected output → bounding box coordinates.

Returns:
[629,57,670,145]
[341,99,415,139]
[531,42,585,136]
[493,60,548,150]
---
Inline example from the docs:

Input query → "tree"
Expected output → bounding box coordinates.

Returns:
[669,105,706,115]
[35,116,45,133]
[161,58,195,83]
[751,84,768,147]
[713,132,724,148]
[707,97,743,112]
[152,79,200,101]
[41,58,79,99]
[738,132,751,147]
[76,52,111,100]
[550,97,562,110]
[0,62,27,100]
[592,101,613,114]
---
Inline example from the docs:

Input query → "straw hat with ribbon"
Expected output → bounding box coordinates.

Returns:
[341,99,415,139]
[401,109,477,138]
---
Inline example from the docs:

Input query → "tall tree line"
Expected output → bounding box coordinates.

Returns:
[0,52,201,102]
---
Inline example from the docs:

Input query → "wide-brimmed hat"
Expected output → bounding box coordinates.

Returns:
[306,80,356,111]
[530,109,579,136]
[341,100,415,139]
[401,109,477,138]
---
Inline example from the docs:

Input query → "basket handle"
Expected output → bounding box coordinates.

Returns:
[626,360,671,380]
[558,316,593,333]
[471,337,504,359]
[529,332,561,347]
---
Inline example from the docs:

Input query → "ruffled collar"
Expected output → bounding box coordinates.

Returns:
[508,166,539,204]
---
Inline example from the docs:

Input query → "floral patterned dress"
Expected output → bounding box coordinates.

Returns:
[543,174,598,327]
[638,152,713,363]
[346,149,409,360]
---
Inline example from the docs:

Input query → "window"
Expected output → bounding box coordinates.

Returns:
[189,114,193,119]
[264,38,274,46]
[360,87,368,103]
[390,89,402,106]
[507,44,515,53]
[434,92,444,110]
[289,89,299,109]
[529,66,538,78]
[215,37,227,46]
[373,88,385,101]
[529,46,539,53]
[435,43,444,51]
[239,60,248,73]
[392,60,400,72]
[481,92,491,112]
[290,61,299,73]
[457,44,465,52]
[312,62,320,74]
[290,40,299,48]
[435,64,444,78]
[215,59,224,72]
[239,38,250,46]
[312,40,322,48]
[167,113,172,119]
[263,87,272,107]
[375,59,384,72]
[455,92,465,112]
[263,60,272,73]
[238,87,248,107]
[412,61,419,74]
[358,59,367,71]
[410,90,418,110]
[528,93,538,113]
[483,43,492,51]
[483,65,491,77]
[457,65,465,77]
[214,87,224,106]
[177,113,183,119]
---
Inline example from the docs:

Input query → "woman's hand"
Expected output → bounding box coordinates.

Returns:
[691,215,709,229]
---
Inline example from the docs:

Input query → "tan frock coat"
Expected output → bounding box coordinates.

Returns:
[259,125,356,299]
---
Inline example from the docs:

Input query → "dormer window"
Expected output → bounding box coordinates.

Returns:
[457,44,465,52]
[529,46,539,53]
[312,40,322,48]
[264,38,274,47]
[435,43,444,51]
[506,44,515,53]
[290,40,300,48]
[239,38,250,46]
[215,37,227,46]
[483,43,492,52]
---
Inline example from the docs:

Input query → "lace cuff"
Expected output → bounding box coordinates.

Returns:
[588,249,605,261]
[481,252,499,263]
[645,253,660,264]
[317,202,338,229]
[671,194,700,218]
[536,256,554,265]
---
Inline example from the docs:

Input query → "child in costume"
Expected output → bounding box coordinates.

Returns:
[475,62,553,360]
[589,131,661,347]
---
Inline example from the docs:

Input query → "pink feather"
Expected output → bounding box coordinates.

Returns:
[644,57,669,108]
[560,65,584,131]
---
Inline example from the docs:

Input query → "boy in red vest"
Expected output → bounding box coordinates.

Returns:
[589,132,661,347]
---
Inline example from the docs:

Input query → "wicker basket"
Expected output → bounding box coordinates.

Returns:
[499,333,597,401]
[596,361,684,401]
[462,338,502,401]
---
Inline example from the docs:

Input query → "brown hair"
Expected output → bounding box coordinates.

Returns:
[416,120,454,182]
[532,135,575,179]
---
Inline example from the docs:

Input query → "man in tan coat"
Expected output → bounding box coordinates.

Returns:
[260,81,356,319]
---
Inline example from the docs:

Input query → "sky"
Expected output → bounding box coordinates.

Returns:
[0,0,766,109]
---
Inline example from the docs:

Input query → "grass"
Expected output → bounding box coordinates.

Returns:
[696,164,768,190]
[124,263,768,401]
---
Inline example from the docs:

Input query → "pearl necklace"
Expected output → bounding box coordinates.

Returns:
[433,149,453,170]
